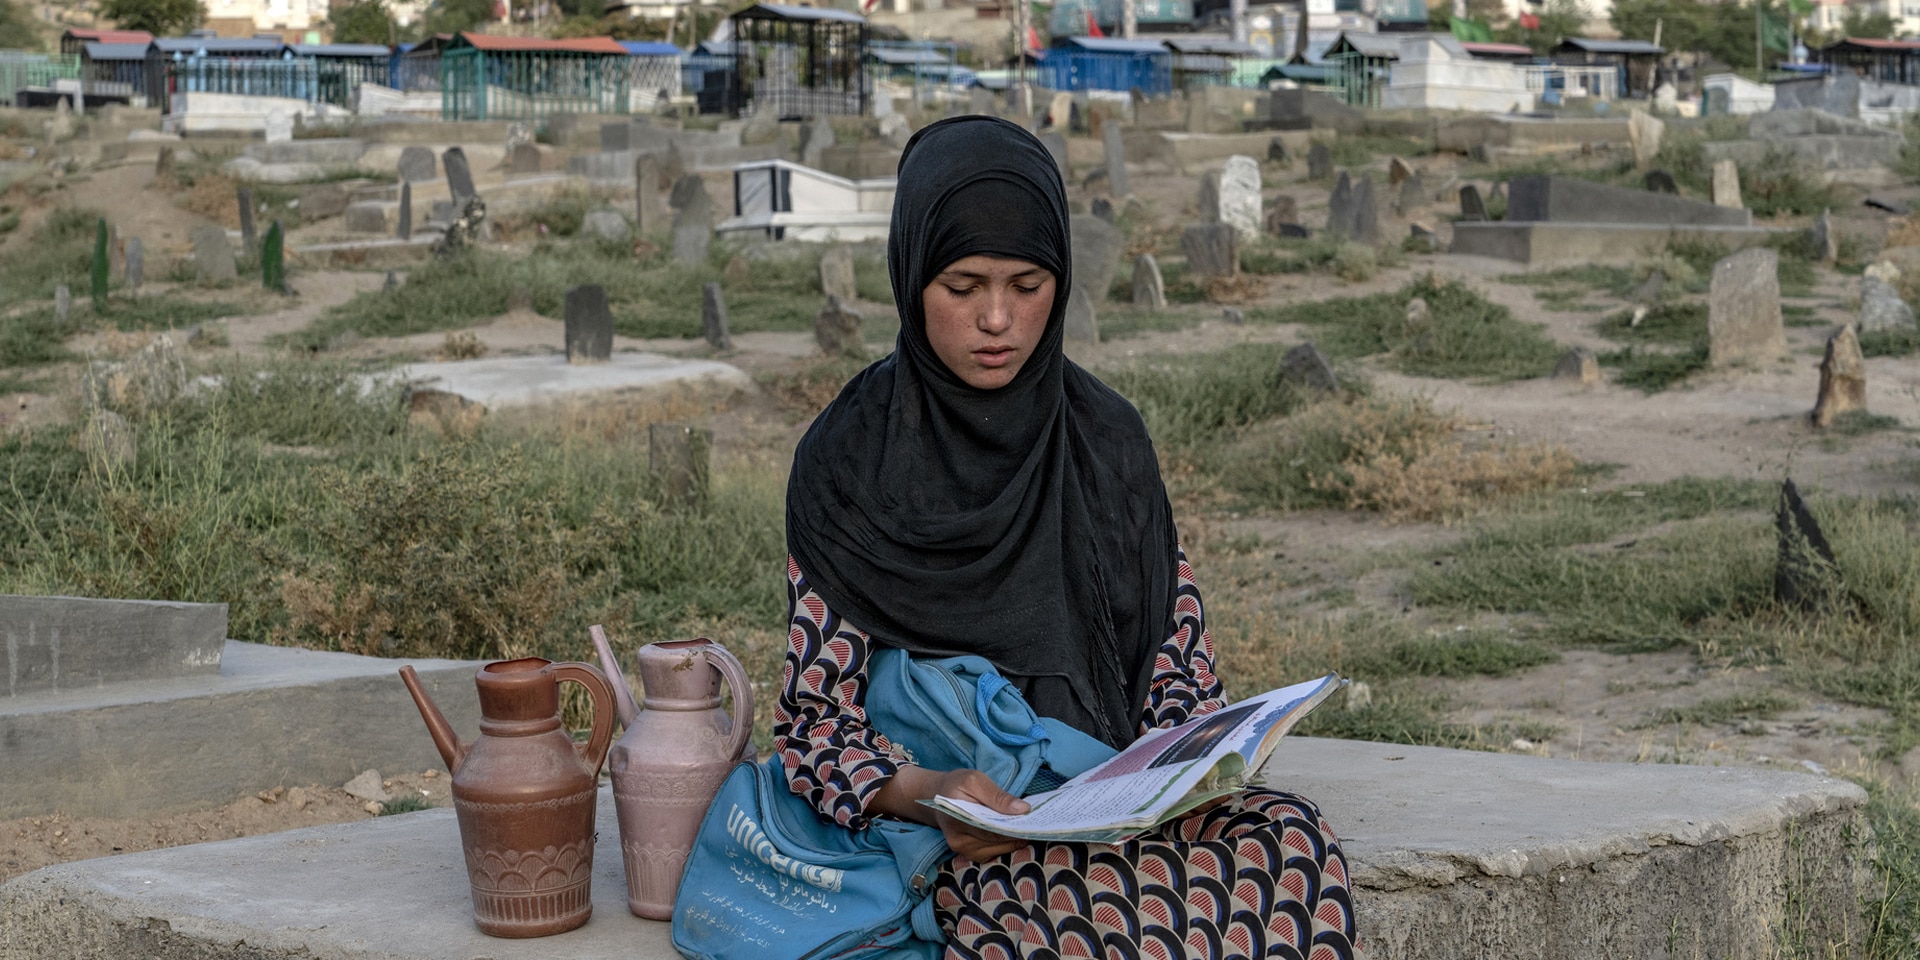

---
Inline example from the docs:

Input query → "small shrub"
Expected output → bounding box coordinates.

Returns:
[1331,243,1377,282]
[378,794,433,815]
[1860,326,1920,358]
[439,331,487,360]
[1597,301,1707,344]
[1597,343,1710,393]
[1251,274,1564,382]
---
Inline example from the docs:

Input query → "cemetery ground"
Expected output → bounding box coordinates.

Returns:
[5,121,1920,954]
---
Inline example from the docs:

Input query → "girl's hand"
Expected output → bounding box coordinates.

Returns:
[871,765,1032,862]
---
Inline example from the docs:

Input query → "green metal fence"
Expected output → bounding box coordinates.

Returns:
[440,47,630,122]
[1327,51,1388,108]
[0,52,82,106]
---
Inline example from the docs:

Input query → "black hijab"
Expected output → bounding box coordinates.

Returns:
[785,116,1177,749]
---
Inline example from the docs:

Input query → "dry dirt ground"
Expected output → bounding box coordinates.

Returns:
[6,140,1919,884]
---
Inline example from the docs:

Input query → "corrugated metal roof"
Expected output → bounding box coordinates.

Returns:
[1060,37,1169,54]
[1327,31,1403,58]
[452,32,628,54]
[1556,37,1663,55]
[869,47,948,64]
[1825,37,1920,50]
[83,42,150,61]
[1162,35,1256,56]
[1461,41,1535,57]
[735,3,867,23]
[150,37,286,54]
[288,43,391,57]
[65,28,153,44]
[617,40,682,56]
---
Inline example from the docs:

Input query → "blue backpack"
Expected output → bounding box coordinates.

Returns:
[672,649,1117,960]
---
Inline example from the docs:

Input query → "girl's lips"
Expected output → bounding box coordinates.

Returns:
[974,347,1015,367]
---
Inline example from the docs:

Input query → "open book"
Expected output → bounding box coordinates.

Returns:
[924,673,1344,843]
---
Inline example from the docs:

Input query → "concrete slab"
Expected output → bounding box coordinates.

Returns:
[0,739,1868,960]
[0,641,486,819]
[1451,221,1787,268]
[376,353,753,410]
[2,595,225,695]
[1508,175,1752,228]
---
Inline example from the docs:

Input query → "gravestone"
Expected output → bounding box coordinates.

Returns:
[1326,172,1354,237]
[701,282,731,350]
[819,244,857,302]
[1397,174,1424,215]
[1403,296,1431,338]
[264,109,292,144]
[801,116,834,168]
[669,173,704,211]
[635,153,667,235]
[509,143,542,174]
[1064,283,1098,343]
[673,181,713,265]
[649,423,712,507]
[581,209,630,242]
[1811,324,1866,429]
[1039,131,1069,181]
[1102,122,1130,198]
[1388,157,1414,186]
[431,200,454,223]
[442,147,475,205]
[1265,194,1299,234]
[505,121,533,151]
[1811,209,1838,264]
[1857,276,1915,332]
[1307,142,1331,180]
[505,285,531,311]
[1071,214,1125,302]
[1048,92,1074,130]
[600,122,632,153]
[1181,223,1238,280]
[397,182,412,241]
[1280,342,1338,395]
[1628,109,1664,168]
[1409,223,1440,252]
[1712,159,1742,209]
[1218,155,1262,244]
[1553,348,1601,385]
[155,145,175,179]
[125,236,143,290]
[1774,479,1840,610]
[1633,268,1666,305]
[564,285,613,364]
[1644,170,1678,194]
[1197,172,1220,224]
[1267,136,1289,164]
[1132,253,1165,309]
[237,188,256,251]
[397,146,436,183]
[1350,177,1380,245]
[813,296,865,358]
[385,271,401,294]
[54,285,69,324]
[1091,197,1114,223]
[1707,247,1784,367]
[1459,184,1487,221]
[191,226,237,282]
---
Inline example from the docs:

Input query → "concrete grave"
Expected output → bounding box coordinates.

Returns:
[1064,283,1098,343]
[819,244,857,302]
[191,226,237,282]
[1091,197,1114,223]
[442,147,475,204]
[1070,214,1125,303]
[1712,159,1743,208]
[1048,92,1074,130]
[635,154,666,235]
[564,285,614,364]
[800,115,835,168]
[1388,156,1415,186]
[673,178,714,265]
[1281,342,1338,395]
[1182,223,1238,280]
[1708,247,1785,367]
[397,146,436,183]
[1,594,225,696]
[701,282,731,350]
[718,160,895,243]
[263,108,292,144]
[1857,276,1915,332]
[125,237,143,290]
[509,143,542,174]
[1504,176,1751,227]
[1102,122,1130,198]
[1132,253,1166,309]
[345,202,397,234]
[1459,184,1487,221]
[1811,324,1866,428]
[813,296,864,358]
[371,355,749,411]
[1218,155,1261,243]
[1267,135,1288,163]
[1307,141,1332,180]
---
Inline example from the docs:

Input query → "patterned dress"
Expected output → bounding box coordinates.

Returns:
[775,551,1358,960]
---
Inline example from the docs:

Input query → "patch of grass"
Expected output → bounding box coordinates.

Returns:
[1597,301,1707,345]
[1633,691,1799,729]
[97,296,252,333]
[1828,411,1903,436]
[0,309,73,369]
[1597,342,1710,393]
[0,206,98,312]
[1101,342,1309,445]
[1498,264,1637,296]
[1327,135,1428,171]
[1860,326,1920,358]
[378,794,433,815]
[1862,776,1920,958]
[1342,630,1558,680]
[1248,274,1563,382]
[1534,287,1600,312]
[1295,685,1560,752]
[1665,237,1818,299]
[1781,304,1821,327]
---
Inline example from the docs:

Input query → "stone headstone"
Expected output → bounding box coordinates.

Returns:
[1102,122,1130,198]
[1197,172,1220,224]
[1181,223,1238,280]
[1774,478,1840,610]
[601,122,632,153]
[1039,131,1069,182]
[1552,348,1601,385]
[1267,194,1298,229]
[1350,176,1380,245]
[564,285,613,364]
[397,181,412,241]
[1064,283,1098,343]
[1811,208,1837,264]
[673,181,713,265]
[1628,109,1664,168]
[1644,170,1678,194]
[191,226,237,282]
[509,143,541,174]
[813,295,865,358]
[264,109,292,144]
[1459,184,1487,221]
[1397,174,1424,215]
[581,209,631,243]
[1218,155,1262,244]
[1711,159,1742,209]
[1857,276,1916,332]
[442,148,475,204]
[125,237,143,290]
[397,146,436,184]
[1070,214,1125,302]
[1307,142,1331,180]
[1409,223,1440,252]
[669,173,704,211]
[1326,172,1354,238]
[819,244,857,302]
[154,146,175,180]
[1811,324,1866,429]
[1280,342,1338,395]
[1634,268,1666,305]
[1132,253,1165,309]
[801,116,834,168]
[431,200,454,224]
[650,423,712,507]
[54,285,70,324]
[505,121,533,151]
[1708,247,1784,367]
[635,154,666,235]
[237,188,256,251]
[701,282,731,350]
[1048,91,1074,130]
[505,285,531,311]
[1388,157,1414,186]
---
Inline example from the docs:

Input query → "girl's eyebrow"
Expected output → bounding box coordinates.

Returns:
[936,267,1048,281]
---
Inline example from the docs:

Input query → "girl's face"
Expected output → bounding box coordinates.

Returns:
[921,255,1056,390]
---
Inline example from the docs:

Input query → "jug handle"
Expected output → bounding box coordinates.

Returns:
[588,624,639,728]
[551,661,618,776]
[700,640,756,764]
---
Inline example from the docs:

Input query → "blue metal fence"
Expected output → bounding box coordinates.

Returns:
[1037,48,1171,94]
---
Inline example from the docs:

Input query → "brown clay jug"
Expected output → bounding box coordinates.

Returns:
[590,625,754,920]
[399,657,615,938]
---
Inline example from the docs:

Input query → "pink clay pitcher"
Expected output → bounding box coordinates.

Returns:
[590,625,755,920]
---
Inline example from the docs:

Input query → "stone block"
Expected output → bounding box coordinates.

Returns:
[1102,122,1130,198]
[813,296,864,358]
[344,201,397,234]
[1182,223,1238,280]
[819,244,857,302]
[190,226,236,282]
[396,145,435,183]
[1552,347,1600,385]
[1811,324,1866,428]
[1711,159,1743,209]
[1508,176,1751,227]
[0,595,225,696]
[1070,214,1125,302]
[1628,109,1663,167]
[564,285,613,364]
[1708,247,1785,367]
[1281,342,1338,395]
[1131,253,1165,309]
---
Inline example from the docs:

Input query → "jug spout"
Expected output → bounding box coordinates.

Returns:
[399,665,469,773]
[589,625,640,727]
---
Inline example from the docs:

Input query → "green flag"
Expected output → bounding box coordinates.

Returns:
[1450,15,1494,43]
[1761,8,1791,53]
[1787,0,1812,16]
